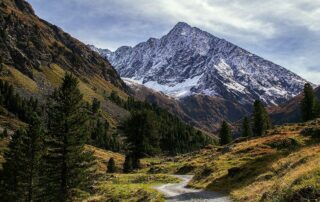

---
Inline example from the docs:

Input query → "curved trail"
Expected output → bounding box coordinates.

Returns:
[154,175,230,202]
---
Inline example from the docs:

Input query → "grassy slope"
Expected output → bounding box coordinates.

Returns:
[147,120,320,201]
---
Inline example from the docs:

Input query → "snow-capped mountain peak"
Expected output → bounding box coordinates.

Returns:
[90,22,309,106]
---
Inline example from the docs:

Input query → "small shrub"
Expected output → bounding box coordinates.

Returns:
[228,167,242,178]
[267,137,301,150]
[107,157,116,173]
[288,186,320,201]
[301,127,320,138]
[176,165,194,174]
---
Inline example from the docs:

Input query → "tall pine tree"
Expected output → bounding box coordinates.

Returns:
[242,117,253,137]
[43,73,97,201]
[219,121,232,145]
[253,100,271,136]
[123,110,160,167]
[0,113,44,202]
[301,83,319,121]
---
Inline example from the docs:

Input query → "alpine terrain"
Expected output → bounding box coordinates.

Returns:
[90,22,309,132]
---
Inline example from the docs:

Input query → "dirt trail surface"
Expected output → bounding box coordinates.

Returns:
[154,175,230,202]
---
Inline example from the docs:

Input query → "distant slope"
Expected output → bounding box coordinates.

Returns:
[270,87,320,125]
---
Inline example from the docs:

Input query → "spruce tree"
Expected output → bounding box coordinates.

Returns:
[219,121,232,145]
[107,157,116,173]
[123,155,133,173]
[0,113,44,202]
[301,83,315,122]
[123,110,160,164]
[242,117,253,137]
[0,129,24,201]
[43,73,97,201]
[92,119,107,149]
[91,98,100,114]
[313,98,320,119]
[2,128,8,137]
[253,100,271,136]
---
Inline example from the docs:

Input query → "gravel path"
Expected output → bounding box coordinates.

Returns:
[154,175,230,202]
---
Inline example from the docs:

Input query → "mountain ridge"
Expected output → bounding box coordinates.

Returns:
[91,22,309,107]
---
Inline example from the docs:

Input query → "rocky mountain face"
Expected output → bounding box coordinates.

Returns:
[93,22,308,106]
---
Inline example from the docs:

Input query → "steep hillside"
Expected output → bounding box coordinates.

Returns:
[0,0,129,127]
[270,87,320,125]
[148,120,320,201]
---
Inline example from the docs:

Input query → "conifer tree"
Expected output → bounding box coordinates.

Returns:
[107,157,116,173]
[91,98,100,114]
[43,73,97,201]
[219,121,232,145]
[2,128,8,138]
[301,83,315,122]
[0,113,44,202]
[253,100,271,136]
[123,155,133,173]
[313,98,320,119]
[0,129,24,201]
[242,117,253,137]
[123,110,160,164]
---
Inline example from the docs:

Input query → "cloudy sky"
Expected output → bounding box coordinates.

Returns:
[27,0,320,84]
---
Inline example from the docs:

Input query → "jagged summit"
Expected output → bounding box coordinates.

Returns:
[90,22,309,106]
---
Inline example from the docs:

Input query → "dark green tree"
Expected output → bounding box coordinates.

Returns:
[253,100,271,136]
[91,98,100,114]
[107,157,116,173]
[2,128,8,138]
[123,155,133,173]
[123,110,160,165]
[109,90,122,105]
[219,121,232,145]
[0,114,45,202]
[242,117,253,137]
[0,129,24,201]
[91,119,107,148]
[301,83,315,122]
[43,73,97,201]
[313,99,320,119]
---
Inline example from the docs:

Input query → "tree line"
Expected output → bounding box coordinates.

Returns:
[0,80,39,123]
[219,100,271,145]
[109,91,214,170]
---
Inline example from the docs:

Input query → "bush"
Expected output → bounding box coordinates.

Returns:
[288,186,320,201]
[267,137,301,150]
[301,127,320,138]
